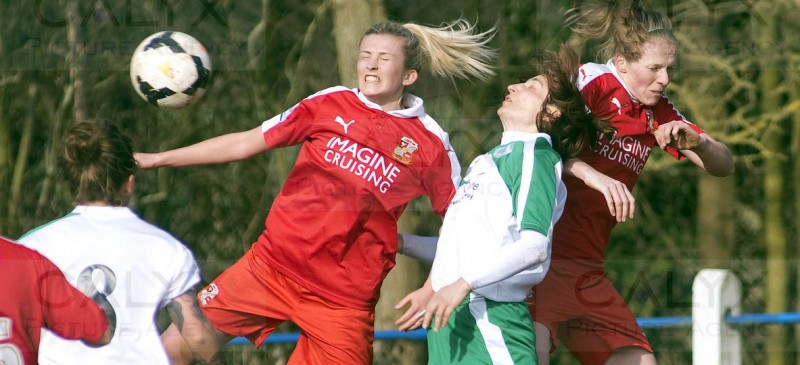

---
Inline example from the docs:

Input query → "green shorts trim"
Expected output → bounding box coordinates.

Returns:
[427,295,537,365]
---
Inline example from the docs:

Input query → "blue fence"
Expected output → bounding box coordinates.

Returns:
[228,328,428,345]
[226,312,800,346]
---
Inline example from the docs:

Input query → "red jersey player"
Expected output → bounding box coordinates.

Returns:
[135,19,496,364]
[0,237,112,364]
[529,2,734,365]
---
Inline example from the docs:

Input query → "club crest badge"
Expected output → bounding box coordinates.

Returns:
[198,282,219,306]
[392,137,418,165]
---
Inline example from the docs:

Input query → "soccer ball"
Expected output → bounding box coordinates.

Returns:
[130,31,212,109]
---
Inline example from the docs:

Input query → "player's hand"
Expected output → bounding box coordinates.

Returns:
[654,121,703,150]
[581,169,635,222]
[423,278,471,332]
[133,152,157,170]
[394,286,434,331]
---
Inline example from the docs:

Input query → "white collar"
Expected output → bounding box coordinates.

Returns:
[353,89,426,119]
[72,205,137,219]
[501,131,552,145]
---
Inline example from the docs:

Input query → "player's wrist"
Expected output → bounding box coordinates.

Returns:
[689,133,709,152]
[459,276,477,291]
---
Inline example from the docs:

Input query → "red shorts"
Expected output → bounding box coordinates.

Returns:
[197,246,375,364]
[529,265,652,365]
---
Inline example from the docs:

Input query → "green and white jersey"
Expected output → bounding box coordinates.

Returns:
[430,132,565,302]
[19,205,201,365]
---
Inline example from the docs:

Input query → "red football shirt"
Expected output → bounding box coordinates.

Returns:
[254,87,460,310]
[0,237,108,364]
[551,62,706,269]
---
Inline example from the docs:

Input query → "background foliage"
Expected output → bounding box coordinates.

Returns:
[1,0,798,364]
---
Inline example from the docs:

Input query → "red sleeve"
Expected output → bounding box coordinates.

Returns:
[35,254,108,343]
[262,88,359,149]
[422,149,458,217]
[262,100,316,149]
[654,96,706,159]
[577,64,621,123]
[580,76,612,120]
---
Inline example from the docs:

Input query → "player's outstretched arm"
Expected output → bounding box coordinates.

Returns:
[162,291,231,365]
[655,122,734,177]
[397,233,438,263]
[565,158,635,222]
[135,126,268,169]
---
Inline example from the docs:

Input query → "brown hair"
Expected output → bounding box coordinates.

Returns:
[61,121,137,206]
[533,45,614,160]
[566,0,677,62]
[363,19,496,81]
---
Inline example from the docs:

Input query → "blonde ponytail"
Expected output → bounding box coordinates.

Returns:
[363,19,496,82]
[403,19,496,81]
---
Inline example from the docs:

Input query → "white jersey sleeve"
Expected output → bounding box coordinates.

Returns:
[461,229,549,290]
[161,244,202,307]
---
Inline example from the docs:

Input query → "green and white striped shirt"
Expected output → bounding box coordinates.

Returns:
[430,131,566,302]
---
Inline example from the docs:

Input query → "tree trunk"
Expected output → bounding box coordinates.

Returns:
[34,0,85,218]
[0,0,7,232]
[790,23,800,365]
[697,175,735,264]
[331,0,384,87]
[35,85,73,218]
[375,212,426,365]
[793,72,800,365]
[247,0,269,112]
[758,2,787,364]
[66,0,87,122]
[0,86,8,233]
[8,86,36,234]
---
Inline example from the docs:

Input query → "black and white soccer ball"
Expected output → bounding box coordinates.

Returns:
[130,31,212,109]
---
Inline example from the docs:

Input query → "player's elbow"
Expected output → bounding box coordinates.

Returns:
[701,156,734,177]
[523,232,550,266]
[529,246,548,266]
[708,160,735,177]
[697,137,735,177]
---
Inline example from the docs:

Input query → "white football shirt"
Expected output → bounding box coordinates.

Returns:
[430,132,566,302]
[19,205,200,365]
